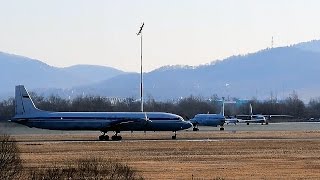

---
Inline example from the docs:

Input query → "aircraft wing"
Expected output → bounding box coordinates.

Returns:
[225,118,240,124]
[236,115,251,120]
[265,115,294,118]
[106,118,147,130]
[263,115,294,120]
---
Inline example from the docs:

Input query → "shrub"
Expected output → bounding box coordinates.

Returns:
[28,157,143,180]
[0,134,22,180]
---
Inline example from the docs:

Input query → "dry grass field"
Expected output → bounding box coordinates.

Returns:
[14,130,320,179]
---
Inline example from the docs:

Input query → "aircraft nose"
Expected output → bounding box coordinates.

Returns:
[183,121,193,129]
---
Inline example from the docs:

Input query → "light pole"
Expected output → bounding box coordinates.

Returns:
[137,22,144,112]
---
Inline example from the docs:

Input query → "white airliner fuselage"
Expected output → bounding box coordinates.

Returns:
[11,85,192,140]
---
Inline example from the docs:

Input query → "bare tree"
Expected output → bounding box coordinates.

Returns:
[0,98,14,120]
[307,98,320,118]
[284,91,305,118]
[0,134,22,180]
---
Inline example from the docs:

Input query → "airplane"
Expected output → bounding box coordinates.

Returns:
[189,101,225,131]
[10,85,192,140]
[224,116,240,125]
[189,114,225,131]
[236,104,268,125]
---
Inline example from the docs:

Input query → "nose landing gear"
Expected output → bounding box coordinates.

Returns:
[192,123,199,131]
[220,126,224,131]
[172,131,177,140]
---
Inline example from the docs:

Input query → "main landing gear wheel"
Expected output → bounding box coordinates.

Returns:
[193,124,199,131]
[172,131,177,140]
[220,126,224,131]
[111,130,122,141]
[99,132,109,141]
[111,135,122,141]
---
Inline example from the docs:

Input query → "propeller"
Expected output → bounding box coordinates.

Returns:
[144,112,152,124]
[249,103,253,120]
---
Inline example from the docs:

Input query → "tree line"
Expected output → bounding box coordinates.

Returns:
[1,91,320,121]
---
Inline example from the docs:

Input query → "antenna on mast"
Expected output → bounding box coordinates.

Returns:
[137,22,144,112]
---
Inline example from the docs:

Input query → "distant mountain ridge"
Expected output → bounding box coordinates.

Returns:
[294,40,320,54]
[62,64,125,83]
[1,40,320,101]
[0,52,125,97]
[75,40,320,101]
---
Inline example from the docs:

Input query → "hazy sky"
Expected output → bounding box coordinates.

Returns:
[1,0,320,72]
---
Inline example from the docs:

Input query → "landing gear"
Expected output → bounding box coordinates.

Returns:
[247,122,250,125]
[99,132,109,141]
[111,135,122,141]
[99,131,122,141]
[111,130,122,141]
[172,131,177,140]
[193,124,199,131]
[220,126,224,131]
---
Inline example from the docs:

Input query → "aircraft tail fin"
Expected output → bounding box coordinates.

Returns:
[249,104,253,115]
[249,103,253,119]
[220,99,225,117]
[15,85,41,115]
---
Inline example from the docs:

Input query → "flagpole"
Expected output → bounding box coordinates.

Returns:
[137,22,144,112]
[140,32,143,112]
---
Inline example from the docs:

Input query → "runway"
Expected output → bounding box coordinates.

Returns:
[198,121,320,131]
[2,121,320,135]
[16,138,320,145]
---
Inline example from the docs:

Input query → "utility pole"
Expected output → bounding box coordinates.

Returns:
[137,22,144,112]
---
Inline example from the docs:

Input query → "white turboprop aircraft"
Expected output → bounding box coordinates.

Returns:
[10,85,192,140]
[236,104,268,125]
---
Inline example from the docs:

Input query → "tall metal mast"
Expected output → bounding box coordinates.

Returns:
[137,22,144,112]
